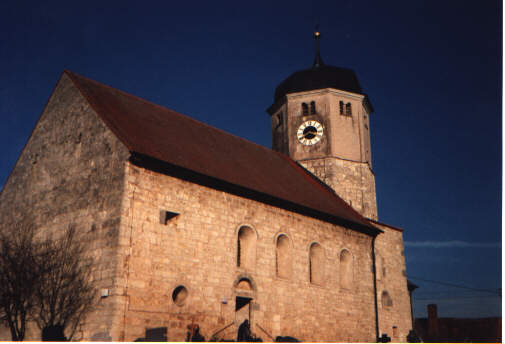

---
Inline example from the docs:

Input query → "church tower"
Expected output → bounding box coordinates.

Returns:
[267,29,378,220]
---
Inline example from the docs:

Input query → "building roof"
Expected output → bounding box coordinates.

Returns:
[65,70,380,235]
[274,65,363,101]
[407,280,419,292]
[272,65,374,113]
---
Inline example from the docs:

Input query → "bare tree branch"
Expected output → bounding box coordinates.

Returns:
[0,224,97,341]
[0,225,40,341]
[34,225,97,341]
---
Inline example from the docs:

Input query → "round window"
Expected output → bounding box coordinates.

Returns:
[172,285,188,306]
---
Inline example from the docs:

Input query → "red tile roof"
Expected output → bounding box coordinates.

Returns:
[65,70,379,234]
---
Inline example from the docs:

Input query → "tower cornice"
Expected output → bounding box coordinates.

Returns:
[286,88,366,101]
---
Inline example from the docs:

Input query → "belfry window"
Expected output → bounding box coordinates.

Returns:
[302,103,309,115]
[276,234,292,279]
[309,243,324,285]
[339,101,344,115]
[345,103,352,116]
[339,249,353,289]
[237,226,256,270]
[310,101,316,114]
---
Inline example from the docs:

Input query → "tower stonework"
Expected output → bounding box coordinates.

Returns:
[268,71,378,220]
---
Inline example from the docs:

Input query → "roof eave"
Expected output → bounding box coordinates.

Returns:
[266,97,285,115]
[363,95,374,114]
[130,151,382,237]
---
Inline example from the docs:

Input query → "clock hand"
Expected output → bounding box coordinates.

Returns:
[303,129,318,138]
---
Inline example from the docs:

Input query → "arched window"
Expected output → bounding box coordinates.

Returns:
[302,103,308,115]
[310,101,316,114]
[237,226,256,269]
[382,291,393,308]
[309,243,324,285]
[339,249,353,289]
[276,235,291,279]
[392,326,398,337]
[236,278,253,291]
[339,101,344,115]
[345,102,352,116]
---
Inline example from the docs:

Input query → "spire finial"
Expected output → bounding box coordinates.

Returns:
[313,24,324,68]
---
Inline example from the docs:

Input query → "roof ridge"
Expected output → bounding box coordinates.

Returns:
[64,70,137,152]
[64,70,278,158]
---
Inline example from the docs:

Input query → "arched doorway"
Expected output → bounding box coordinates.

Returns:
[233,276,256,328]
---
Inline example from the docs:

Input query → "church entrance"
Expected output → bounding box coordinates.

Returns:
[235,296,252,324]
[233,276,256,341]
[236,296,254,342]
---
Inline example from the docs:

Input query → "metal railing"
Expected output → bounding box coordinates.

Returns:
[210,321,235,341]
[255,323,274,341]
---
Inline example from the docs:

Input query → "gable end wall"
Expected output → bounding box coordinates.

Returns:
[0,73,130,341]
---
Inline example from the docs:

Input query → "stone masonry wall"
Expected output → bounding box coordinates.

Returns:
[374,222,412,342]
[300,157,378,220]
[0,73,129,341]
[112,162,378,342]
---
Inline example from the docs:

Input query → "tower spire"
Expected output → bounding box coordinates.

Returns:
[313,24,324,68]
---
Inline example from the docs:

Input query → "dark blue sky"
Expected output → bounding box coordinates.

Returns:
[1,0,501,318]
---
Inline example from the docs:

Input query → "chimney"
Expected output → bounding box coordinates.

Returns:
[427,304,439,340]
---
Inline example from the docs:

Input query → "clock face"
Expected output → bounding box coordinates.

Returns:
[297,120,323,145]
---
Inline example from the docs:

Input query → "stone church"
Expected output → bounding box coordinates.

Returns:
[0,34,412,342]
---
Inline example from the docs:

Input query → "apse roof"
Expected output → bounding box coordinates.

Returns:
[65,70,380,235]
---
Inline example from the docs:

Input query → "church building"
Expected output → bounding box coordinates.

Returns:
[0,32,412,342]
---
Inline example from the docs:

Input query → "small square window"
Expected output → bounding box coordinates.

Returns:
[160,210,179,225]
